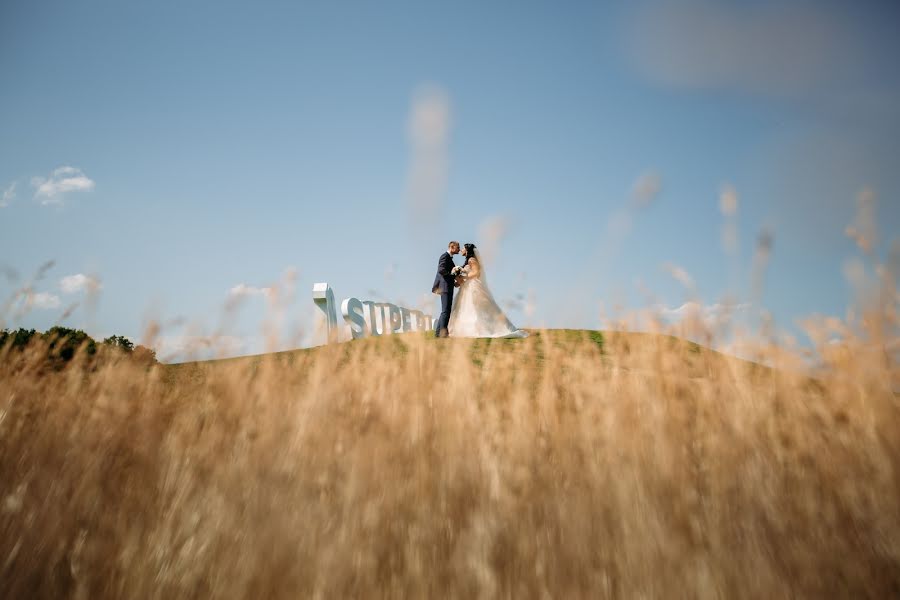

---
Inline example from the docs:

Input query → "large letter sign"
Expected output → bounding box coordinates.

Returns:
[312,282,338,343]
[313,283,433,342]
[361,301,383,336]
[341,297,367,339]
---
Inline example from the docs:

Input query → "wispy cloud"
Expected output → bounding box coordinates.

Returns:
[1,182,15,208]
[602,299,777,360]
[228,283,273,299]
[60,273,102,294]
[31,166,95,205]
[657,301,751,320]
[152,334,246,361]
[28,291,62,310]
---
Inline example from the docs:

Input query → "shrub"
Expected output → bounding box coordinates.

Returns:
[103,334,135,353]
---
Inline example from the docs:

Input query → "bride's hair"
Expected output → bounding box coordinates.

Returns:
[464,243,477,265]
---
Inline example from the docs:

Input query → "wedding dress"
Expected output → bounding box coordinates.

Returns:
[448,258,528,338]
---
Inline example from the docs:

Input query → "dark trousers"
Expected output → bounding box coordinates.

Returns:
[435,287,454,336]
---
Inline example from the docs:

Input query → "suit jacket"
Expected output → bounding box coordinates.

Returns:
[432,251,456,294]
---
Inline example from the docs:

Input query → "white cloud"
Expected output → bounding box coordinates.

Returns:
[656,301,752,329]
[60,273,101,294]
[1,182,15,207]
[658,301,750,319]
[31,166,95,205]
[152,334,245,361]
[28,291,61,310]
[228,283,273,299]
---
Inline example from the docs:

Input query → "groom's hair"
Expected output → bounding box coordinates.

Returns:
[448,240,459,248]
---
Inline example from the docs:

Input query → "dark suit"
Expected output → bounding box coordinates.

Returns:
[431,251,456,336]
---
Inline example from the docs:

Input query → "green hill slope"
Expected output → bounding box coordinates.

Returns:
[163,328,773,389]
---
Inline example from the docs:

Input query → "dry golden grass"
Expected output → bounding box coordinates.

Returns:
[1,319,898,599]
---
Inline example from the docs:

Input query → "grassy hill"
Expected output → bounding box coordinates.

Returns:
[1,328,897,598]
[164,328,765,382]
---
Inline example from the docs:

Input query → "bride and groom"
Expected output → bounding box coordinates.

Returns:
[431,241,528,339]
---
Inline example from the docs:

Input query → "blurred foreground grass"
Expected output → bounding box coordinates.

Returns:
[1,328,898,598]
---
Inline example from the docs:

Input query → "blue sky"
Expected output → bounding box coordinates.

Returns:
[2,0,898,359]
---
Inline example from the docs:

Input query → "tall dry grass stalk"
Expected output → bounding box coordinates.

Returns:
[1,296,898,599]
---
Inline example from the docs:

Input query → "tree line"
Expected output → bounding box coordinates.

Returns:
[0,326,157,366]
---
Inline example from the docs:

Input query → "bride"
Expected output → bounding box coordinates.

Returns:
[448,243,528,338]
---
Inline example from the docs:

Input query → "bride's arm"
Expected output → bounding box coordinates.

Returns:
[467,258,481,278]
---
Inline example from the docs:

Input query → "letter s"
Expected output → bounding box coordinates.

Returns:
[341,297,367,339]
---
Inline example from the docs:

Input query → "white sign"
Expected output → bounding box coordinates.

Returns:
[313,282,433,342]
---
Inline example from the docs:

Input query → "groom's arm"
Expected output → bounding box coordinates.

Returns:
[437,255,453,276]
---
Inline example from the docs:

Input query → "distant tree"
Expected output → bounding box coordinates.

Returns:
[0,328,37,350]
[1,327,156,367]
[41,326,97,361]
[103,334,135,353]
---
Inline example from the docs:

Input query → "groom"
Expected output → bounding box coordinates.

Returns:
[432,240,461,337]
